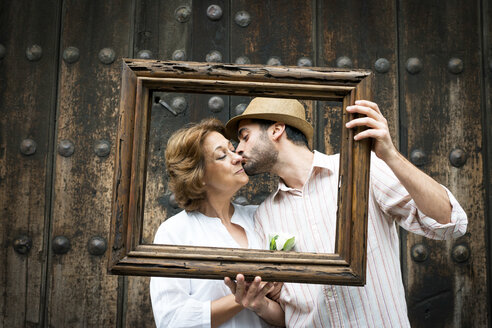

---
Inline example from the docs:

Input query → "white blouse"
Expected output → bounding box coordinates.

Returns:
[150,203,270,328]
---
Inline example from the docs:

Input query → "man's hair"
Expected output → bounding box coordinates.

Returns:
[250,119,309,148]
[165,118,225,211]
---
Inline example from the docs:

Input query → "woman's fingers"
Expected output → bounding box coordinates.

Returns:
[234,274,246,303]
[224,277,236,294]
[244,277,261,302]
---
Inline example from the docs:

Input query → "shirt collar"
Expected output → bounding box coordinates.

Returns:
[272,150,334,198]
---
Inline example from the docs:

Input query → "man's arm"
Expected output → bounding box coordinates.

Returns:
[224,274,285,327]
[346,100,452,224]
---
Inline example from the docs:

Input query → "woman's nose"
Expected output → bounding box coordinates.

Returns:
[231,152,242,164]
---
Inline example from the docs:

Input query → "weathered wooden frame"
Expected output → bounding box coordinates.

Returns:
[108,59,372,285]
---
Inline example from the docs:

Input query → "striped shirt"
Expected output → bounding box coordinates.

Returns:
[254,151,467,327]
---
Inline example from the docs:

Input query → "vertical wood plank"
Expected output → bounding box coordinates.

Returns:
[134,0,192,60]
[190,0,231,124]
[398,0,486,326]
[47,1,133,327]
[483,0,492,319]
[0,1,61,327]
[127,1,194,327]
[318,0,398,152]
[230,0,315,205]
[481,0,492,320]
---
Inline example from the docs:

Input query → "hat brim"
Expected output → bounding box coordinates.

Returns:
[225,112,313,146]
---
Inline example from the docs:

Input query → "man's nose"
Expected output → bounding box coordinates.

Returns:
[235,141,244,155]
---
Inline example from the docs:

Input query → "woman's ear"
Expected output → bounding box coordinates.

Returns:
[270,122,286,142]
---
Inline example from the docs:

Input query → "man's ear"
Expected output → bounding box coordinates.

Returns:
[270,122,286,142]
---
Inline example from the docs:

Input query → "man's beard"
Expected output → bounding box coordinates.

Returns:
[242,133,278,176]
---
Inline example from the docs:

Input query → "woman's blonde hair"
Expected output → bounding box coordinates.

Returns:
[165,118,226,211]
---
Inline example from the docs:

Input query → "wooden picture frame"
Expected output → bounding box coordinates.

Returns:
[107,59,372,285]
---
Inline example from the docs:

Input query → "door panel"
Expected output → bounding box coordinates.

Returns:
[0,1,490,327]
[318,0,399,150]
[46,1,133,326]
[398,0,486,326]
[127,1,195,326]
[0,1,61,326]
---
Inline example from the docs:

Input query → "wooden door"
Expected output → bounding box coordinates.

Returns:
[0,0,490,327]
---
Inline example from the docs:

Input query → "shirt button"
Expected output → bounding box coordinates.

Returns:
[326,290,333,298]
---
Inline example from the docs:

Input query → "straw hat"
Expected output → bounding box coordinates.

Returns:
[225,97,313,146]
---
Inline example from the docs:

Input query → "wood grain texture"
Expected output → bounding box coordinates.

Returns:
[188,0,230,124]
[127,1,194,326]
[1,2,489,327]
[47,1,133,327]
[484,0,492,321]
[318,0,399,151]
[398,0,486,326]
[108,61,371,291]
[0,1,61,327]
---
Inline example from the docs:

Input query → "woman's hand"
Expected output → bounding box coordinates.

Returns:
[224,274,285,326]
[224,275,273,315]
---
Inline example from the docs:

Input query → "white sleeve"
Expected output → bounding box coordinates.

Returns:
[150,216,211,328]
[150,276,211,328]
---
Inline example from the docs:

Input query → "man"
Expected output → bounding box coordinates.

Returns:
[223,97,467,327]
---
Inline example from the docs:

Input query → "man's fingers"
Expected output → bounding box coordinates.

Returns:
[224,277,236,294]
[257,281,274,299]
[345,117,385,130]
[354,129,387,141]
[354,99,382,115]
[267,282,283,301]
[346,104,384,121]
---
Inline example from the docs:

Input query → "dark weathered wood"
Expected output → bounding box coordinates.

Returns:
[111,256,357,285]
[484,0,492,320]
[0,1,61,327]
[129,2,197,327]
[141,76,355,99]
[350,75,373,281]
[335,94,355,260]
[398,0,486,326]
[126,59,372,84]
[127,80,151,252]
[318,0,399,153]
[2,2,488,327]
[109,62,137,269]
[47,1,133,327]
[132,245,346,264]
[107,60,372,286]
[230,0,314,67]
[127,2,194,326]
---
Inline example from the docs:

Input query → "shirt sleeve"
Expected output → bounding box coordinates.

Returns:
[370,154,468,240]
[150,276,211,328]
[150,219,211,328]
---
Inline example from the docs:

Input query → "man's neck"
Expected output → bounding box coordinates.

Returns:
[272,145,314,190]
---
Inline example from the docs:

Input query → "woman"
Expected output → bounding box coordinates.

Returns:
[150,118,284,328]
